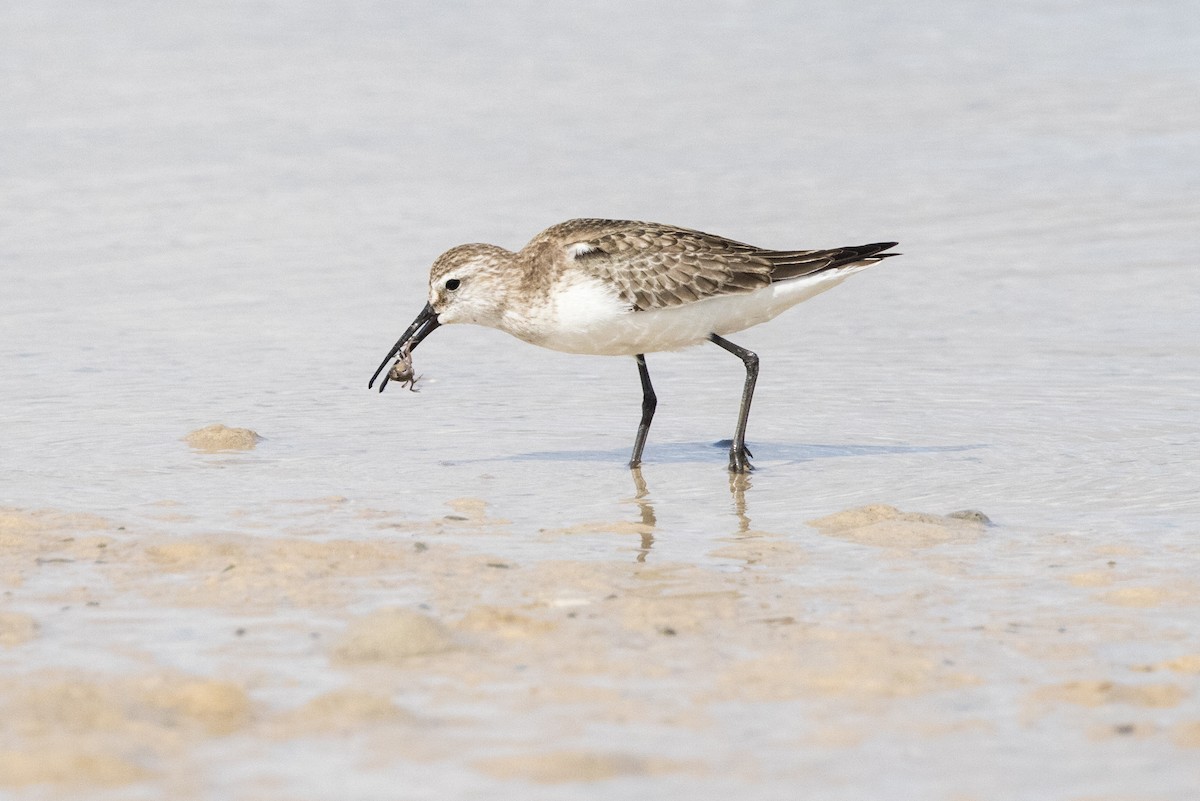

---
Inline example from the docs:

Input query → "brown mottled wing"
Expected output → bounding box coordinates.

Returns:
[551,220,775,311]
[543,219,897,312]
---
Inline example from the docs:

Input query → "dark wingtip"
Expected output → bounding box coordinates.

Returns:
[863,241,899,254]
[822,241,901,270]
[876,242,901,259]
[856,242,901,262]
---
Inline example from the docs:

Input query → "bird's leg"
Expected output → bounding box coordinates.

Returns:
[708,333,759,472]
[629,354,657,469]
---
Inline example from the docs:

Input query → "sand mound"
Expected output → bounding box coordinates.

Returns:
[332,608,455,664]
[184,424,261,452]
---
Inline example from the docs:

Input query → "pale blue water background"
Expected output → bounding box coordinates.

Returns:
[2,2,1199,799]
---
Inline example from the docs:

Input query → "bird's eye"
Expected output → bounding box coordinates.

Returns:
[445,278,461,291]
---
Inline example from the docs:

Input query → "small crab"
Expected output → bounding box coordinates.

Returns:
[386,345,421,392]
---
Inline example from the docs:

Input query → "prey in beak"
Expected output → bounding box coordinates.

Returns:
[367,302,441,392]
[386,345,420,392]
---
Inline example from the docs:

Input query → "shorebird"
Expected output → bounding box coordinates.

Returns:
[369,219,897,472]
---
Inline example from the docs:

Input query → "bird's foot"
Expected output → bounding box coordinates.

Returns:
[727,443,754,473]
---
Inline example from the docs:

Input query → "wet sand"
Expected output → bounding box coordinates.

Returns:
[3,494,1198,798]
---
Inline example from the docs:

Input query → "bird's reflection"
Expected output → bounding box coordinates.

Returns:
[623,467,754,562]
[728,471,752,534]
[629,467,656,562]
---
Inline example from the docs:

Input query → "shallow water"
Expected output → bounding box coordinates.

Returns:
[2,2,1199,799]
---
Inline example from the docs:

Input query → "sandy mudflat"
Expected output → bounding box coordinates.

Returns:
[2,500,1198,798]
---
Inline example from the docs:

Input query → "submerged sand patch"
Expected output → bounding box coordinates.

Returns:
[126,535,426,609]
[0,749,149,788]
[456,605,558,639]
[1032,680,1188,709]
[0,613,37,648]
[0,671,252,788]
[708,629,976,702]
[1138,654,1200,675]
[1098,584,1200,608]
[1174,721,1200,748]
[0,507,113,551]
[271,689,416,736]
[473,750,697,783]
[807,504,988,549]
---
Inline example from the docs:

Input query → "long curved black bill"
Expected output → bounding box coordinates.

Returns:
[368,302,441,392]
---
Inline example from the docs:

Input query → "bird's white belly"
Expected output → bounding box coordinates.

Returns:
[521,267,867,356]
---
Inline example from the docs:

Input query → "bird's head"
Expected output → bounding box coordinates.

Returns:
[425,243,512,327]
[368,243,514,391]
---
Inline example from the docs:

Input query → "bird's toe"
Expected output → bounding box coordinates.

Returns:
[728,446,754,473]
